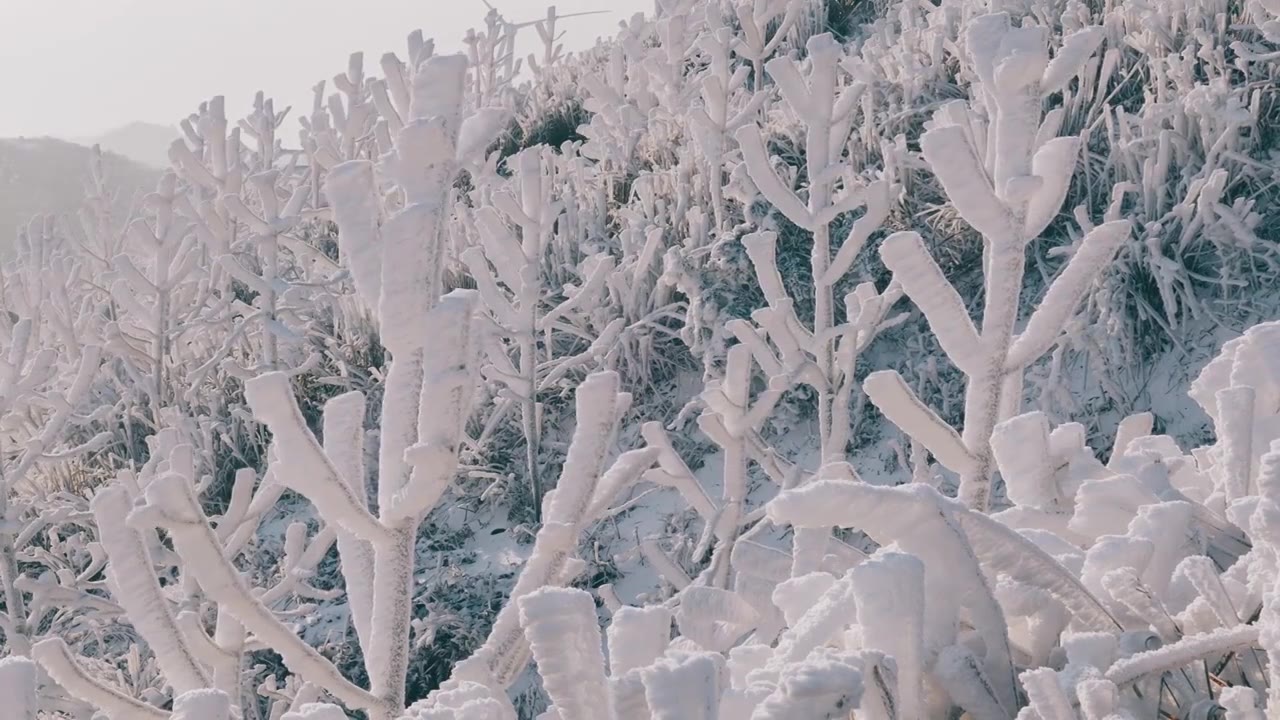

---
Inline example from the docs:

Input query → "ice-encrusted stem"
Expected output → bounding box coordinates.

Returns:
[640,652,725,720]
[1215,386,1256,501]
[222,169,308,370]
[959,226,1026,511]
[0,656,38,720]
[730,0,803,90]
[91,485,210,694]
[696,343,785,586]
[323,160,382,311]
[374,291,483,710]
[1105,625,1262,687]
[689,24,765,233]
[209,607,244,704]
[241,291,481,717]
[114,172,197,419]
[849,551,926,720]
[321,390,375,659]
[607,605,673,676]
[798,39,838,457]
[444,371,642,692]
[725,31,902,597]
[864,367,976,477]
[517,588,611,720]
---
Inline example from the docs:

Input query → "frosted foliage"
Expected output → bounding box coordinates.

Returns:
[1,1,1278,720]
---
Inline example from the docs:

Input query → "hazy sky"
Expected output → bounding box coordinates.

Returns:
[0,0,651,140]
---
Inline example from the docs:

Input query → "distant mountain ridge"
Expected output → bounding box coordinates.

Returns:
[74,121,178,170]
[0,136,159,254]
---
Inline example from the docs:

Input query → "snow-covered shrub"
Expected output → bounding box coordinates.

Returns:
[0,312,105,660]
[858,13,1126,511]
[485,319,1280,718]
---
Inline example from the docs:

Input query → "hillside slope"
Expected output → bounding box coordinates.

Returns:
[75,121,178,169]
[0,137,157,253]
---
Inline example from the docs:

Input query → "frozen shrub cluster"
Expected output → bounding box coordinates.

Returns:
[0,0,1278,718]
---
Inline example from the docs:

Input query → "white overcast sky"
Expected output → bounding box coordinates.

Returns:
[0,0,651,139]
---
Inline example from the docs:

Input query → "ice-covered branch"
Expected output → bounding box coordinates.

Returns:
[878,232,980,373]
[863,370,975,475]
[1006,220,1131,369]
[244,373,387,543]
[392,289,483,523]
[323,160,382,311]
[321,390,375,658]
[32,638,169,719]
[131,473,385,713]
[1106,625,1261,687]
[452,371,632,690]
[0,656,38,720]
[92,485,210,694]
[517,588,610,720]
